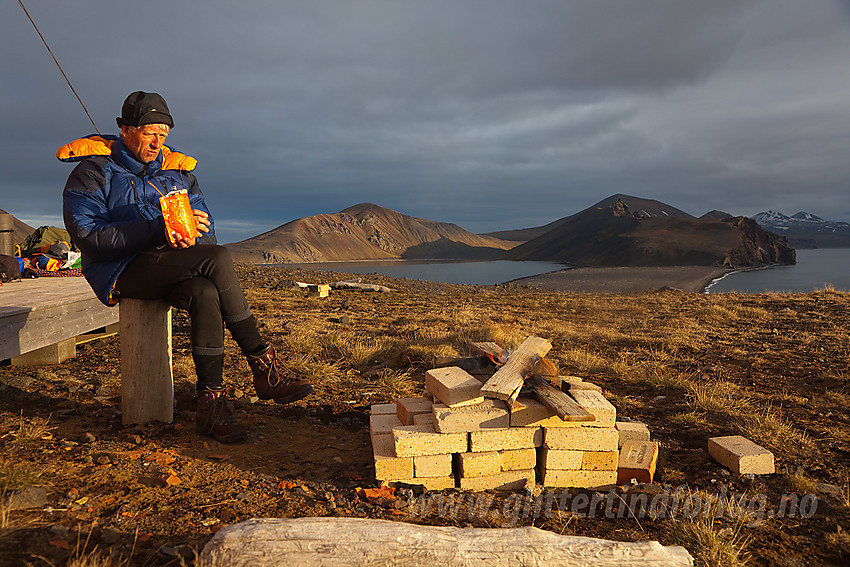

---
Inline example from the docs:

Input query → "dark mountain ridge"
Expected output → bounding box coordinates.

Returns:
[504,195,795,269]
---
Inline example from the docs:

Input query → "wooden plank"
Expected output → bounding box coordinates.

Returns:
[120,299,173,424]
[480,336,551,401]
[0,279,119,361]
[470,342,505,364]
[529,375,595,422]
[200,517,695,566]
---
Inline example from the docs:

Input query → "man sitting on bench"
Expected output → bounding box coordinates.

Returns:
[60,90,312,443]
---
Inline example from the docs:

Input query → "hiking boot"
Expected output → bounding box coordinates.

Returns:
[196,388,248,443]
[247,344,313,404]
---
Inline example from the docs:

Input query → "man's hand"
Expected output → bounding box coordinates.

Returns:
[193,209,211,234]
[166,209,210,248]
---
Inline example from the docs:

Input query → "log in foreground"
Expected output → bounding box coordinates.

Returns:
[199,517,694,567]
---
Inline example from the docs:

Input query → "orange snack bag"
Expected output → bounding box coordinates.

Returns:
[159,189,199,244]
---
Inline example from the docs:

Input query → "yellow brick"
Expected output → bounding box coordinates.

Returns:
[414,453,453,478]
[393,423,468,457]
[581,451,619,471]
[541,469,617,489]
[544,426,618,452]
[397,397,433,426]
[370,403,397,415]
[458,451,501,478]
[499,448,536,471]
[459,470,535,491]
[372,433,414,481]
[470,427,542,452]
[425,367,484,407]
[538,447,583,470]
[413,476,456,491]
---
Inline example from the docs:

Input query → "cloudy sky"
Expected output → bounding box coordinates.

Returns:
[2,1,849,243]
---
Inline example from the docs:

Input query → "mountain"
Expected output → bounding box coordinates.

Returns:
[0,208,36,246]
[483,194,694,242]
[225,203,517,263]
[504,195,795,268]
[752,211,850,249]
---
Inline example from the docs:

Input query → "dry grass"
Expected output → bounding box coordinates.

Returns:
[686,380,750,415]
[4,413,55,449]
[668,490,751,567]
[0,461,42,492]
[787,474,817,495]
[825,526,850,553]
[736,405,816,459]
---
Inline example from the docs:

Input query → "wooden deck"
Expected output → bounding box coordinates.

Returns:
[0,277,118,361]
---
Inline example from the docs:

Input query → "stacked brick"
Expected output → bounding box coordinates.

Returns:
[369,365,658,491]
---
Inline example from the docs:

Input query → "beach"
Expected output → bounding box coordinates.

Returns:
[508,265,731,293]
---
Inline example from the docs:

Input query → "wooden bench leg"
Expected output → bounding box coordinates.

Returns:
[120,299,174,425]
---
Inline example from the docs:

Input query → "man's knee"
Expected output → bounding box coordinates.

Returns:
[170,276,221,312]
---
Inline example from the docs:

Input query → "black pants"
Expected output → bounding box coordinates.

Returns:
[115,245,265,390]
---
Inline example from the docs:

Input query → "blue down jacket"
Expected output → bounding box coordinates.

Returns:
[59,134,216,305]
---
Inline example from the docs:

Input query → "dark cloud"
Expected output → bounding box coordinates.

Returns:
[2,0,849,242]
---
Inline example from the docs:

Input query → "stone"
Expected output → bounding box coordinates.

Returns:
[5,486,48,510]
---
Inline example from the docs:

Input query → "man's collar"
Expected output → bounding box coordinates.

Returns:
[112,139,162,176]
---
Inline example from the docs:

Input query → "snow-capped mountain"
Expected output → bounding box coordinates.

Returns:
[753,211,850,248]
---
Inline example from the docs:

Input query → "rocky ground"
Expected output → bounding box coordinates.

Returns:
[1,264,848,566]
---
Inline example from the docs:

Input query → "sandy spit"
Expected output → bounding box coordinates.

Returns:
[507,265,732,293]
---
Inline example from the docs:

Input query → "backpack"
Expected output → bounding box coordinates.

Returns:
[0,253,22,283]
[18,226,77,258]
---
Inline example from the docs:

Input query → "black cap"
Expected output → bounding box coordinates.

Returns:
[116,91,174,128]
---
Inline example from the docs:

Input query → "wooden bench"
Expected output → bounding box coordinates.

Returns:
[0,279,174,425]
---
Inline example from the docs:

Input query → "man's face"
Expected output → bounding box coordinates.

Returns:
[121,124,169,163]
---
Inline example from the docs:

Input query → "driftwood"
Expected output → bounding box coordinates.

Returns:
[529,375,595,422]
[328,279,391,292]
[480,336,551,402]
[199,517,694,567]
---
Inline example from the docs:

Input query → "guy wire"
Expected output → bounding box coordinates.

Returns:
[18,0,101,135]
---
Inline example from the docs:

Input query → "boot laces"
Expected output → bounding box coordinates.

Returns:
[202,391,238,433]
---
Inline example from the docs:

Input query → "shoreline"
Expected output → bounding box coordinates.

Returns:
[506,266,733,293]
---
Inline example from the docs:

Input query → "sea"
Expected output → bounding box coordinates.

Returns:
[706,248,850,294]
[277,248,850,293]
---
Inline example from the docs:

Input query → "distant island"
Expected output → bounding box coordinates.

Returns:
[751,211,850,249]
[225,194,796,270]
